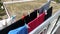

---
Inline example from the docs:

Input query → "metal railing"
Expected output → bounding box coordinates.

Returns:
[29,10,60,34]
[3,0,34,4]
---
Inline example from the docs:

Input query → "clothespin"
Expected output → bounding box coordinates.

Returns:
[11,15,16,20]
[44,10,47,15]
[28,10,30,16]
[22,13,26,20]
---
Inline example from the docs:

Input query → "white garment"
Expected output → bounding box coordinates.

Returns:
[6,15,16,26]
[0,20,6,30]
[0,15,16,30]
[6,18,12,26]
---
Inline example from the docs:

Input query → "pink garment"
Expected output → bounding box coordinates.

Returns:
[28,12,45,33]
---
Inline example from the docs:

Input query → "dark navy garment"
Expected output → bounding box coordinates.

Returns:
[8,25,28,34]
[45,7,52,20]
[24,9,38,23]
[24,15,30,24]
[30,10,37,21]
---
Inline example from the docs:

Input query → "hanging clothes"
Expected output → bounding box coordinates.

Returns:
[28,12,45,33]
[45,7,52,20]
[24,15,30,24]
[6,18,12,26]
[0,19,6,26]
[0,9,38,34]
[6,15,16,26]
[0,19,6,30]
[8,24,28,34]
[0,18,25,34]
[29,10,37,22]
[0,16,16,30]
[24,9,38,23]
[38,0,51,14]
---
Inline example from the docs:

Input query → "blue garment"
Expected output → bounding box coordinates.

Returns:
[8,25,28,34]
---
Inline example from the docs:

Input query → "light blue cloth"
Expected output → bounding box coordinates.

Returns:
[11,15,16,20]
[8,24,28,34]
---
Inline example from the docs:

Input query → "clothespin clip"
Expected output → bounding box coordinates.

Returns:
[22,13,26,20]
[44,10,47,15]
[28,10,30,16]
[11,15,16,20]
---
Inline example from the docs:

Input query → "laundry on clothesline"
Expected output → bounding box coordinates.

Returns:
[0,0,54,34]
[8,24,28,34]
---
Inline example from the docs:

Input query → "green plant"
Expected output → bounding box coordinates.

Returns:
[0,0,6,19]
[55,0,60,3]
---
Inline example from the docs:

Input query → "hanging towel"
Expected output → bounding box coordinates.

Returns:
[28,12,45,33]
[0,16,16,30]
[6,18,12,26]
[45,7,52,20]
[0,9,38,34]
[6,15,16,26]
[0,19,25,34]
[24,9,37,23]
[29,10,37,21]
[38,0,51,14]
[8,24,28,34]
[24,15,30,24]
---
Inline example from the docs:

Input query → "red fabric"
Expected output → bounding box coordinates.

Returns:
[28,12,45,33]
